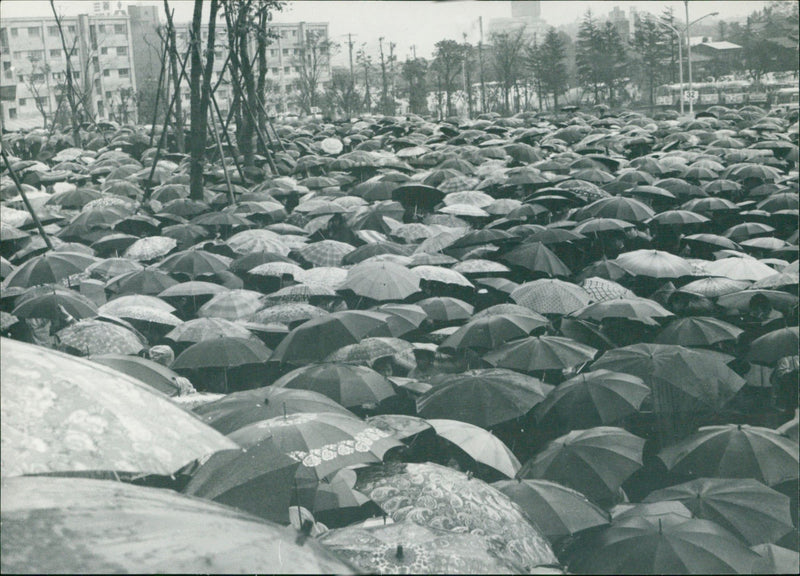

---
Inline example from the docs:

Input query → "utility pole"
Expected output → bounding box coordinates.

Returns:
[347,33,355,90]
[411,44,417,59]
[463,32,473,119]
[389,41,396,114]
[478,16,485,114]
[379,37,388,115]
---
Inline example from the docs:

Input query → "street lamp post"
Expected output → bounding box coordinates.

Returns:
[651,18,685,115]
[684,1,719,117]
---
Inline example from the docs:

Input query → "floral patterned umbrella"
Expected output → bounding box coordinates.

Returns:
[1,338,236,478]
[230,412,402,483]
[354,462,558,572]
[319,520,524,574]
[253,303,330,325]
[1,476,356,574]
[56,319,145,355]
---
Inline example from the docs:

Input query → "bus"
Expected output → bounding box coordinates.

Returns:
[654,80,795,109]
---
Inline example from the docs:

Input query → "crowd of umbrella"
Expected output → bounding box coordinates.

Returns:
[1,102,799,574]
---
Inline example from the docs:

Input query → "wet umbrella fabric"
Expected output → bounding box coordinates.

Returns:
[355,462,558,571]
[644,478,794,545]
[272,363,396,409]
[0,476,356,574]
[56,319,145,355]
[89,354,187,397]
[658,424,799,487]
[484,336,598,371]
[493,479,610,542]
[1,338,236,478]
[171,337,271,370]
[319,520,524,574]
[428,418,521,478]
[519,427,645,504]
[338,260,421,301]
[416,369,553,428]
[194,386,355,435]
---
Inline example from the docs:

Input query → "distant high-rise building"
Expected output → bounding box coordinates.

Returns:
[511,1,541,21]
[608,6,630,39]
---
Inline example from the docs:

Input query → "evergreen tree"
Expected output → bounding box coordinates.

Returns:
[530,27,569,110]
[630,18,671,107]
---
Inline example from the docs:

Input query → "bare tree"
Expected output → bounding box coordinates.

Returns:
[356,44,373,113]
[49,0,81,146]
[294,28,334,115]
[22,59,52,128]
[489,28,528,115]
[163,0,185,152]
[432,39,465,117]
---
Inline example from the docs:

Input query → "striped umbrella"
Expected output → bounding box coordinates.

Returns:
[197,290,264,321]
[297,240,356,267]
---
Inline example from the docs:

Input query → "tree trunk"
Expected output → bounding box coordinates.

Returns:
[164,0,185,153]
[189,0,218,200]
[256,9,268,157]
[239,27,257,167]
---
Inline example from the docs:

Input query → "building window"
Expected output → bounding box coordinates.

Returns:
[28,27,40,37]
[98,24,105,34]
[29,51,45,62]
[2,62,10,71]
[116,46,127,56]
[282,48,288,56]
[114,24,126,35]
[31,73,45,82]
[293,66,299,73]
[68,25,76,34]
[13,51,24,60]
[291,30,296,37]
[11,28,19,38]
[4,71,12,80]
[9,108,17,119]
[118,68,129,77]
[94,78,101,91]
[73,71,80,79]
[50,49,61,58]
[97,101,104,116]
[103,69,111,77]
[284,66,289,73]
[270,49,277,57]
[48,26,58,36]
[35,96,47,107]
[271,67,279,74]
[105,91,112,100]
[19,98,26,106]
[101,47,108,55]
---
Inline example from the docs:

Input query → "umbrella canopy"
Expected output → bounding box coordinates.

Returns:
[297,240,356,267]
[658,424,799,487]
[416,296,474,322]
[750,544,800,574]
[324,336,413,364]
[580,277,636,302]
[172,337,271,370]
[573,297,673,326]
[592,343,746,412]
[1,338,236,478]
[680,277,751,298]
[615,250,693,279]
[705,257,777,282]
[319,520,524,574]
[56,319,145,355]
[164,317,254,344]
[428,418,522,478]
[157,249,230,279]
[440,313,549,352]
[197,289,265,321]
[230,412,401,482]
[194,386,354,435]
[272,363,396,409]
[417,369,553,428]
[89,354,187,397]
[535,369,651,429]
[493,479,610,542]
[511,279,592,315]
[655,317,744,346]
[355,462,558,571]
[1,476,355,574]
[270,311,392,365]
[502,241,572,277]
[183,439,300,524]
[570,514,760,575]
[122,236,177,262]
[484,335,598,372]
[519,426,645,504]
[644,478,794,546]
[12,289,98,321]
[4,251,96,288]
[338,260,421,301]
[748,327,799,366]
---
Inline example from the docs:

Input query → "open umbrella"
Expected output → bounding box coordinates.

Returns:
[56,319,145,355]
[194,386,354,435]
[511,279,592,315]
[440,313,548,352]
[197,289,265,321]
[502,241,572,277]
[519,427,645,504]
[12,289,98,321]
[164,317,254,344]
[324,337,413,364]
[183,440,300,524]
[416,369,553,428]
[230,412,401,483]
[428,418,521,479]
[644,478,794,545]
[319,520,524,574]
[270,311,392,365]
[615,250,693,279]
[172,337,271,370]
[535,369,650,429]
[592,343,746,413]
[355,462,558,572]
[416,296,474,322]
[272,363,396,409]
[122,236,177,262]
[1,338,236,478]
[570,515,760,575]
[658,424,799,487]
[750,544,800,574]
[1,476,355,574]
[655,317,744,346]
[338,260,421,301]
[493,479,610,542]
[573,297,673,326]
[89,354,188,397]
[4,251,96,288]
[484,336,598,372]
[748,327,799,366]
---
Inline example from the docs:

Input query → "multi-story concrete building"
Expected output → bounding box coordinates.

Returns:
[488,0,548,41]
[0,12,139,130]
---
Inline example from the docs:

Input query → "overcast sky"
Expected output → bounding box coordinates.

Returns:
[1,0,769,63]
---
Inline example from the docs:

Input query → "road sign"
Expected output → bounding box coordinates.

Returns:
[682,90,698,103]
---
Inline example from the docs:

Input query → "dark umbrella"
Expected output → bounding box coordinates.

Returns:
[484,336,598,372]
[658,424,799,487]
[4,251,96,288]
[416,368,553,428]
[440,313,549,352]
[171,337,271,370]
[748,327,799,366]
[272,363,396,409]
[644,478,794,546]
[89,353,188,397]
[12,288,98,321]
[655,317,744,346]
[519,426,645,504]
